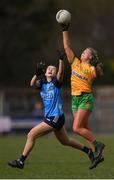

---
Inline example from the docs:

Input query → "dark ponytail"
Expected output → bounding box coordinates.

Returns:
[88,47,104,76]
[88,47,99,67]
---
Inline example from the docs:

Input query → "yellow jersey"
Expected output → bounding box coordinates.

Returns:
[71,57,97,95]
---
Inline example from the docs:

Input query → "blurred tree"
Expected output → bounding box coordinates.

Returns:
[0,0,57,87]
[0,0,114,87]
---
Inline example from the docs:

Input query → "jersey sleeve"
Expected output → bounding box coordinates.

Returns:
[35,79,42,89]
[89,66,97,79]
[71,56,80,66]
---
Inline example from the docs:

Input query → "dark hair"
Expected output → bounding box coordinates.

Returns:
[88,47,99,66]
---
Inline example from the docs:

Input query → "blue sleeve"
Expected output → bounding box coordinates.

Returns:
[36,80,42,89]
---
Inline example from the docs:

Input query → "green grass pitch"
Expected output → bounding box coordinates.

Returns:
[0,134,114,179]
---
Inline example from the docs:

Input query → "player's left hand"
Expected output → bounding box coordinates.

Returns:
[57,49,66,61]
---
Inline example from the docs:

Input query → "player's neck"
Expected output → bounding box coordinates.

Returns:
[46,76,52,82]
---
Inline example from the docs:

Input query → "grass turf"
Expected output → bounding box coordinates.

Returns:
[0,134,114,179]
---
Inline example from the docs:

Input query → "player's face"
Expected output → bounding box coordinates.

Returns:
[45,65,57,77]
[81,48,92,63]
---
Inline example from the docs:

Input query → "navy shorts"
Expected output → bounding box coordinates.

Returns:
[44,114,65,130]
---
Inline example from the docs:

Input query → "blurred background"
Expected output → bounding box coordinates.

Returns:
[0,0,114,135]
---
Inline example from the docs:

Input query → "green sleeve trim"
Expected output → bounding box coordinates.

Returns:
[71,56,75,64]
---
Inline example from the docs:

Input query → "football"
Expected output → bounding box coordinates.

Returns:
[56,9,71,24]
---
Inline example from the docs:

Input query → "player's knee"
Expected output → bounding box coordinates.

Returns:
[27,130,35,141]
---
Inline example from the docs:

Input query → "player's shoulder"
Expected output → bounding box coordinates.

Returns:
[89,65,97,78]
[36,76,47,87]
[52,76,62,88]
[89,64,96,71]
[71,56,80,65]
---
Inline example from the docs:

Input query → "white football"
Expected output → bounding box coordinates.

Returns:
[56,9,71,24]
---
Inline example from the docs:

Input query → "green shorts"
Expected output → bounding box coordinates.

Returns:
[71,93,94,113]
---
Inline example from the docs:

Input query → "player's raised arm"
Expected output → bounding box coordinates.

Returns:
[56,49,65,82]
[30,61,46,86]
[62,30,75,63]
[30,75,37,86]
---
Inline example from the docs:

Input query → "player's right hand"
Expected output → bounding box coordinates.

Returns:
[35,61,46,76]
[60,23,70,31]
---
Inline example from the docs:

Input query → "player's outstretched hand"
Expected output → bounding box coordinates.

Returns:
[35,61,46,76]
[60,23,70,31]
[57,49,66,61]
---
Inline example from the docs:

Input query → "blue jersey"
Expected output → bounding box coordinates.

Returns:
[38,76,63,117]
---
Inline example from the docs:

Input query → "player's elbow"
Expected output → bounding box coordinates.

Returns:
[30,79,35,86]
[30,81,34,86]
[30,75,37,87]
[64,44,70,50]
